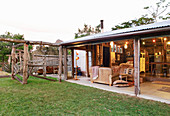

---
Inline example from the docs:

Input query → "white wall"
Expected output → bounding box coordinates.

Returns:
[74,50,86,71]
[74,50,92,72]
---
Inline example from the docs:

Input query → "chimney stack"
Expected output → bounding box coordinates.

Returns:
[100,20,104,33]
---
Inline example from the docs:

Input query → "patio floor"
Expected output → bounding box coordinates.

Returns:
[66,76,170,104]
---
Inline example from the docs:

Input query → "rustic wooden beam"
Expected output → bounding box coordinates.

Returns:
[43,56,47,77]
[33,54,59,58]
[13,43,24,48]
[134,38,140,96]
[0,38,59,46]
[71,49,74,78]
[0,75,11,78]
[69,47,92,51]
[15,49,24,52]
[29,41,59,46]
[58,46,63,82]
[11,47,16,80]
[63,47,68,80]
[30,74,57,81]
[14,75,23,84]
[22,43,28,84]
[28,64,59,67]
[19,50,22,73]
[0,38,26,43]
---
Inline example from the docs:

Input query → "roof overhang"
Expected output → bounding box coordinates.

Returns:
[60,20,170,48]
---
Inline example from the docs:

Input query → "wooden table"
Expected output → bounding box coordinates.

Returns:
[150,62,170,74]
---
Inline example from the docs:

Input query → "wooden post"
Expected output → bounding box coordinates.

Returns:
[93,45,96,66]
[58,46,63,82]
[91,45,94,66]
[100,44,103,65]
[134,38,140,96]
[86,49,89,77]
[11,47,15,80]
[71,49,74,78]
[23,43,28,84]
[19,50,22,73]
[43,56,47,77]
[63,47,68,80]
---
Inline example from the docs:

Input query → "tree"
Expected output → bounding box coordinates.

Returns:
[112,16,154,30]
[0,32,32,63]
[144,0,170,22]
[75,24,101,39]
[111,0,169,30]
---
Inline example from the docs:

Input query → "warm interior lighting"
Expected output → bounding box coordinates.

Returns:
[110,41,114,47]
[142,42,145,45]
[124,44,128,49]
[159,52,161,55]
[125,41,129,44]
[155,53,158,55]
[168,41,170,45]
[110,41,114,52]
[153,39,156,43]
[164,37,167,41]
[118,45,120,48]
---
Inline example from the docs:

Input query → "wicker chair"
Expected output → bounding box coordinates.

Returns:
[90,67,119,86]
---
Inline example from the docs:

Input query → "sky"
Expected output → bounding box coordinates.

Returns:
[0,0,168,43]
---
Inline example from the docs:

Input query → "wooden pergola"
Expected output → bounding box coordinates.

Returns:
[0,38,60,84]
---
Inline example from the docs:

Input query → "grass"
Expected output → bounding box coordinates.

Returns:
[0,76,170,116]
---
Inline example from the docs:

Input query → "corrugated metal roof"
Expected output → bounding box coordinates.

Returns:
[61,20,170,45]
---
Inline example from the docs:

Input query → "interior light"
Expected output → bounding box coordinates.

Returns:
[142,42,145,45]
[110,41,114,52]
[153,39,156,43]
[164,37,167,41]
[124,44,128,49]
[167,41,170,45]
[125,41,129,44]
[118,45,120,48]
[159,52,161,55]
[110,41,114,46]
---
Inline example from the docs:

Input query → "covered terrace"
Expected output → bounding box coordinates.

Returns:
[59,20,170,96]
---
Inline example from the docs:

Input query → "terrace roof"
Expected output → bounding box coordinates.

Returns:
[60,20,170,47]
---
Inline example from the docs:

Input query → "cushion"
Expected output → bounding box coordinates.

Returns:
[112,66,120,73]
[128,68,134,75]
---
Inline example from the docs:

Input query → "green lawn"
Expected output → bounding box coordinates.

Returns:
[0,76,170,116]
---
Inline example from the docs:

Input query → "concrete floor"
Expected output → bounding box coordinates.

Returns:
[66,76,170,104]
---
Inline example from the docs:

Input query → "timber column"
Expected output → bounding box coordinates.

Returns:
[43,56,47,77]
[23,43,29,84]
[63,47,68,80]
[58,46,63,82]
[86,49,89,77]
[11,47,16,80]
[134,38,140,96]
[71,49,74,78]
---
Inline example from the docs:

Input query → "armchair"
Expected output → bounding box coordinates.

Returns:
[90,67,117,86]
